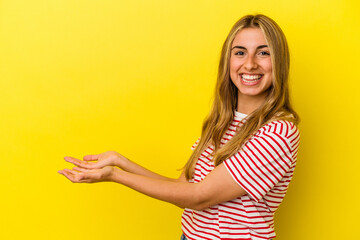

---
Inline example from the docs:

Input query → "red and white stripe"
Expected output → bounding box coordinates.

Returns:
[181,111,300,240]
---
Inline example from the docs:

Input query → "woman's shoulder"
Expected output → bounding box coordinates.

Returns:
[256,119,300,142]
[248,120,300,153]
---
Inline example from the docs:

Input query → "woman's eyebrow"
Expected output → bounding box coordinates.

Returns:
[231,45,269,50]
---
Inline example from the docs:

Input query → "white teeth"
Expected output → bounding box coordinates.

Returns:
[241,74,262,80]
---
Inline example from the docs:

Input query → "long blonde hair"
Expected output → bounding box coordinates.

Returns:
[184,14,300,180]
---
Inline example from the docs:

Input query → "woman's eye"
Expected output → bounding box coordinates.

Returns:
[234,51,245,56]
[259,51,270,56]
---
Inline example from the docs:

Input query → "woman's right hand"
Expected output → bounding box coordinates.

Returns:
[64,151,127,170]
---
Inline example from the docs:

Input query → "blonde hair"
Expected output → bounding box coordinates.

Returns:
[184,14,300,180]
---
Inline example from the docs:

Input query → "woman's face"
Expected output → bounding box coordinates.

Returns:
[229,27,273,103]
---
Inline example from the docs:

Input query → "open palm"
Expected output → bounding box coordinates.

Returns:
[58,166,114,183]
[64,151,121,169]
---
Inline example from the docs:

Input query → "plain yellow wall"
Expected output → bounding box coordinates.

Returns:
[1,0,359,239]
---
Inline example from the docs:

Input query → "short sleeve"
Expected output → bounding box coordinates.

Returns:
[191,138,200,151]
[224,122,299,202]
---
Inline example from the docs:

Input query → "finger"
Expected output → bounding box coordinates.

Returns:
[83,154,100,161]
[71,171,98,183]
[64,156,80,161]
[62,168,78,175]
[64,156,95,169]
[64,156,82,165]
[64,169,89,182]
[71,156,108,169]
[72,167,94,173]
[59,169,77,182]
[57,170,69,176]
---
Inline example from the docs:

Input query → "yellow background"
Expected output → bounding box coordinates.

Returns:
[1,0,359,239]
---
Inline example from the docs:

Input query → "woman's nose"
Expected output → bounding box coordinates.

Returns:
[244,56,258,70]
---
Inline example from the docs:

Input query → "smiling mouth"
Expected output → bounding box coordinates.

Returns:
[241,74,263,85]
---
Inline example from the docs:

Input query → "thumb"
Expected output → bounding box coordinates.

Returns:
[83,154,100,161]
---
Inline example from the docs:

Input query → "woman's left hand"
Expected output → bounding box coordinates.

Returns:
[58,166,114,183]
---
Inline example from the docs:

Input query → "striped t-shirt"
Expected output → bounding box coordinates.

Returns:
[181,111,300,240]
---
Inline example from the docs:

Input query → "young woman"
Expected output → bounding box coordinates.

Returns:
[58,14,300,240]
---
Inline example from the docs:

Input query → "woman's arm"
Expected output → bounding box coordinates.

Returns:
[116,155,186,182]
[64,151,186,182]
[58,163,246,210]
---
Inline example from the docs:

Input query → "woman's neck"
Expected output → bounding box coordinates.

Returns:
[236,94,267,114]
